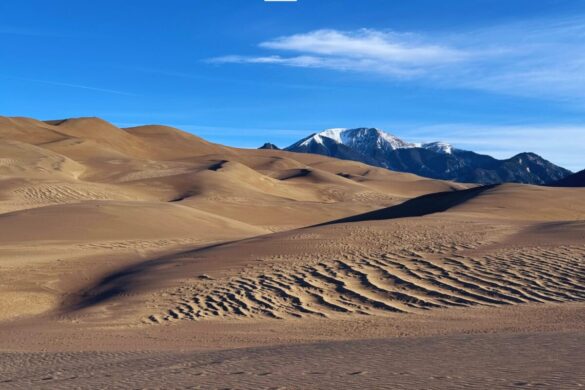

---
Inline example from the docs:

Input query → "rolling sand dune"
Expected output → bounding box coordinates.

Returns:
[0,201,266,243]
[68,214,580,324]
[0,116,584,388]
[0,140,85,179]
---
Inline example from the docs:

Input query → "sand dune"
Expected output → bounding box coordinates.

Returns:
[0,115,462,230]
[0,201,265,243]
[0,115,584,388]
[448,183,585,220]
[0,117,67,145]
[124,124,233,159]
[0,140,85,179]
[321,183,585,225]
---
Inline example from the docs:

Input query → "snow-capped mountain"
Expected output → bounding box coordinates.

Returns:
[290,128,453,155]
[284,127,570,185]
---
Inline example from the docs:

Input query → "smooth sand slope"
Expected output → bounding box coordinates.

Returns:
[0,116,584,389]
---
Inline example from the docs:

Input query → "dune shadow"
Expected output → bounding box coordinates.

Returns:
[276,168,312,181]
[208,160,229,171]
[317,184,497,226]
[61,240,237,313]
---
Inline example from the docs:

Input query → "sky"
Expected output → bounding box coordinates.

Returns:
[1,0,584,171]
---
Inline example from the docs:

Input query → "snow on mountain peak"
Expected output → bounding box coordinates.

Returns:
[295,128,454,154]
[318,128,347,143]
[422,141,454,154]
[305,127,414,150]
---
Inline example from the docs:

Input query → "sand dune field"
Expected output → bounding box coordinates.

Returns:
[0,116,583,389]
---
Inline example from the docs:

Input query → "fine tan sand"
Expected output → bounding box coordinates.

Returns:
[0,116,583,389]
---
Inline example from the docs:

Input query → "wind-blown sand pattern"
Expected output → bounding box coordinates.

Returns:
[0,116,584,389]
[151,244,585,322]
[117,216,583,323]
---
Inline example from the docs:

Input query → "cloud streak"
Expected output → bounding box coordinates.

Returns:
[16,77,136,96]
[210,18,585,102]
[260,29,467,64]
[211,29,468,77]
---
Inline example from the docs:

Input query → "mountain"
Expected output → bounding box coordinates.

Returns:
[548,169,585,187]
[285,128,571,185]
[258,142,280,150]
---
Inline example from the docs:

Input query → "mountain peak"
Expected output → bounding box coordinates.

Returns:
[294,127,414,151]
[290,127,458,155]
[421,141,454,155]
[318,128,348,143]
[258,142,280,150]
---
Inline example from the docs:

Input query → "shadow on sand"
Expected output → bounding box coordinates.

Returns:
[316,184,496,226]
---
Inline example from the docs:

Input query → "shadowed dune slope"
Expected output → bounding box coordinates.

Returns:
[447,183,585,220]
[318,185,496,225]
[320,183,585,225]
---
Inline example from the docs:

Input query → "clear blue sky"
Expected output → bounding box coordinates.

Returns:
[2,0,584,170]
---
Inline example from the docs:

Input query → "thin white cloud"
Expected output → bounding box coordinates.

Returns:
[209,18,585,102]
[259,29,467,63]
[210,29,467,78]
[16,77,136,96]
[210,54,424,77]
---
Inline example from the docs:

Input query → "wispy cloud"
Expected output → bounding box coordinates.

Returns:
[259,29,467,63]
[16,77,136,96]
[210,18,585,102]
[210,29,467,77]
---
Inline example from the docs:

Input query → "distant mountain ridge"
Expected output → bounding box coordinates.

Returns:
[284,128,571,185]
[548,169,585,187]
